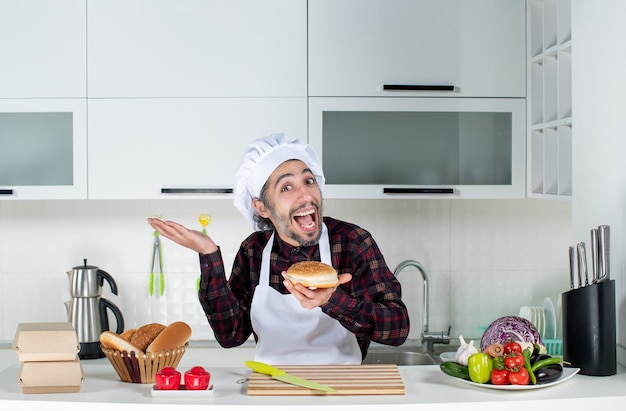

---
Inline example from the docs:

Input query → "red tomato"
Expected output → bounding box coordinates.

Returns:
[490,369,510,385]
[503,341,523,354]
[508,368,530,385]
[503,352,525,371]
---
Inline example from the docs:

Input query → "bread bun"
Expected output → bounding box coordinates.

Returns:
[285,261,339,288]
[100,331,143,354]
[120,328,136,341]
[147,321,192,353]
[130,323,166,352]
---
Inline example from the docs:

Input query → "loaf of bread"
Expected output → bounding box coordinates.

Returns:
[130,323,166,352]
[100,331,143,354]
[119,328,136,341]
[147,321,192,352]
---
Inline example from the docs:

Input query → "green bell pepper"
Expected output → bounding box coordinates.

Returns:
[467,352,493,384]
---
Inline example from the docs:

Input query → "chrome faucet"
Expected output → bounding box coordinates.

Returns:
[393,259,450,352]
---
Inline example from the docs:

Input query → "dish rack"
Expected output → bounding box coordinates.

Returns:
[543,339,563,356]
[519,296,562,356]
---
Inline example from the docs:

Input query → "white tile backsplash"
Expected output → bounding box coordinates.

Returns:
[0,198,571,343]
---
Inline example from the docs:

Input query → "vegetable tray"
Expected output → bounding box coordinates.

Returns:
[449,367,580,390]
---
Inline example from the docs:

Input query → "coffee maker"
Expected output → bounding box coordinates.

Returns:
[65,259,125,359]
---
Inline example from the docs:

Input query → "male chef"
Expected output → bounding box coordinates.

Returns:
[148,133,409,364]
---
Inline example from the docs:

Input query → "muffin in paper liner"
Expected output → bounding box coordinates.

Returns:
[101,343,188,383]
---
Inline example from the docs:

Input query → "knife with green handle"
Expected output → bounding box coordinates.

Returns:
[245,361,335,392]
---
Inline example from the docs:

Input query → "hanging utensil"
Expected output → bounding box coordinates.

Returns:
[196,214,212,291]
[150,230,164,296]
[198,213,211,234]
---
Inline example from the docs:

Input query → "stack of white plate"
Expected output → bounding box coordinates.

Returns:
[518,297,557,340]
[543,297,557,340]
[518,306,545,338]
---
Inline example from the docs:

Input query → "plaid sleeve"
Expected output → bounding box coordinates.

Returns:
[197,247,255,347]
[322,224,410,350]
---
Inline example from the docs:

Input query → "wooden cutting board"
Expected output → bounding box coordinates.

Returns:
[246,364,405,396]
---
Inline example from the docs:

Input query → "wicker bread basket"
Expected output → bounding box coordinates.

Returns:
[101,343,188,383]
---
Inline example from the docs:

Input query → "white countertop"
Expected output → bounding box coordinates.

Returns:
[1,346,625,411]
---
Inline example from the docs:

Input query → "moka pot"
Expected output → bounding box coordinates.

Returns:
[65,259,125,359]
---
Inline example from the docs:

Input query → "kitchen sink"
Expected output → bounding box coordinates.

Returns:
[362,342,459,366]
[363,351,440,366]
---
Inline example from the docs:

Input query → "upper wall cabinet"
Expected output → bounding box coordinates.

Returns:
[87,98,307,199]
[309,97,526,199]
[0,0,86,98]
[87,0,307,98]
[308,0,526,98]
[0,99,88,199]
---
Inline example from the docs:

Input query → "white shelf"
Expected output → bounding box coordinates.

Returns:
[531,61,544,124]
[558,124,572,196]
[559,46,573,119]
[557,0,572,44]
[543,53,559,124]
[527,0,572,199]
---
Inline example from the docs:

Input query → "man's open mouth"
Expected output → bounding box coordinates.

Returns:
[293,208,317,231]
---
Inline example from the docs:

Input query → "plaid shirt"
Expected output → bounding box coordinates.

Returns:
[198,216,409,360]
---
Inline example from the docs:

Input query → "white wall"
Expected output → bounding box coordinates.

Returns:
[572,0,626,364]
[0,198,570,344]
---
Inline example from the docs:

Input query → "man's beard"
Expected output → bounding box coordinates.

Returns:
[266,201,323,247]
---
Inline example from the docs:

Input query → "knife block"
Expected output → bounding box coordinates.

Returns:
[561,280,616,376]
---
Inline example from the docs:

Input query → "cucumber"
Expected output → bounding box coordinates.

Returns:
[440,361,471,380]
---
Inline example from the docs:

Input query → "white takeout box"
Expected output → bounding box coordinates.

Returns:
[12,322,80,362]
[17,358,84,394]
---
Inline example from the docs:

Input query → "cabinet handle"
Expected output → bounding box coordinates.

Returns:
[383,188,454,194]
[383,84,455,91]
[0,189,14,195]
[161,188,233,194]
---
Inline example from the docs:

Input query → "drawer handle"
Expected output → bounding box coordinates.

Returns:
[384,188,455,194]
[161,188,233,194]
[0,189,14,195]
[383,84,455,91]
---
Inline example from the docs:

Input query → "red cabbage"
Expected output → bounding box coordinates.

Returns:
[480,315,543,352]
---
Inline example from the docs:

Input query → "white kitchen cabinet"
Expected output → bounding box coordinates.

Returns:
[309,97,526,199]
[527,0,572,198]
[0,99,87,199]
[0,0,86,98]
[87,0,306,98]
[308,0,526,98]
[88,98,307,199]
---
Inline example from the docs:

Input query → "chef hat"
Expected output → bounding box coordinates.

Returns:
[234,133,325,230]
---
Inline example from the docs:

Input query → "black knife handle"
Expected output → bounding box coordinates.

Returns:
[0,189,14,195]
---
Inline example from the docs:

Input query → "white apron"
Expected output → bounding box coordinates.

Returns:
[250,223,361,365]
